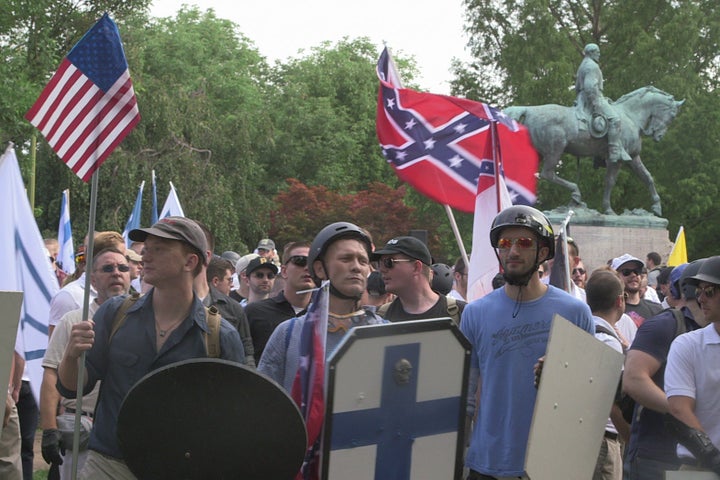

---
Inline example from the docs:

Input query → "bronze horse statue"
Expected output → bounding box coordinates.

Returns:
[505,86,683,216]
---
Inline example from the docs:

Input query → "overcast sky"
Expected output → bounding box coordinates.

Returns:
[149,0,472,94]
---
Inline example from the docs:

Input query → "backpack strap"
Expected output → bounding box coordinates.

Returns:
[285,317,298,351]
[109,293,141,343]
[446,297,460,325]
[204,306,222,358]
[670,308,686,339]
[376,302,391,319]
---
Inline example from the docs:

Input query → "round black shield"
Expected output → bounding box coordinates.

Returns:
[117,359,306,480]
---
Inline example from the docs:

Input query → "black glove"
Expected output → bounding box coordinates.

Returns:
[41,428,64,465]
[664,414,720,475]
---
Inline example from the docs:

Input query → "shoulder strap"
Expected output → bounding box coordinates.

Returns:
[204,306,222,358]
[109,293,141,343]
[446,297,460,325]
[377,302,391,319]
[671,308,686,339]
[595,324,618,339]
[285,316,298,351]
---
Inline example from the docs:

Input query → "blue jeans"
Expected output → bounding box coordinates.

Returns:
[625,455,679,480]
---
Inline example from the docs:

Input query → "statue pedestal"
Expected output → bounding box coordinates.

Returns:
[545,206,673,272]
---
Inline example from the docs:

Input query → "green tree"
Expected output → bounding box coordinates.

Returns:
[455,0,720,257]
[261,38,396,191]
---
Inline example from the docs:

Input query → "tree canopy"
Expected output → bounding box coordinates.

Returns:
[1,1,718,260]
[454,0,720,258]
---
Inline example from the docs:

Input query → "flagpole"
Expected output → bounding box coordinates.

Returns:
[560,210,574,292]
[491,122,502,213]
[443,205,470,270]
[71,170,99,480]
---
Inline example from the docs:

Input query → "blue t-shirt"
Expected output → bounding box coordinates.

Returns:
[57,291,245,459]
[625,307,700,464]
[460,285,593,477]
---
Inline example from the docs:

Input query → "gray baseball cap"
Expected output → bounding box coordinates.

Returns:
[129,217,208,264]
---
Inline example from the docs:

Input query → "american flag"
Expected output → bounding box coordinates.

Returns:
[291,281,329,480]
[376,47,537,213]
[25,13,140,182]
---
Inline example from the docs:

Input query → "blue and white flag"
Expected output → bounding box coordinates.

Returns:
[151,170,159,225]
[0,146,60,404]
[160,181,185,218]
[57,189,75,275]
[122,181,145,246]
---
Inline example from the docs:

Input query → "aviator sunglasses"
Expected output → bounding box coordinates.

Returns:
[497,237,535,249]
[100,264,130,273]
[620,268,643,277]
[696,285,718,299]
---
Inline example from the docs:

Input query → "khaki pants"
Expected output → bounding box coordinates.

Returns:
[0,399,22,480]
[593,436,623,480]
[78,450,137,480]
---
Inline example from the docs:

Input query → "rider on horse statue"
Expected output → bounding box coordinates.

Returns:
[575,43,632,163]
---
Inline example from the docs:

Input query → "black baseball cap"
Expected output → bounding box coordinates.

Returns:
[246,257,279,276]
[371,236,432,265]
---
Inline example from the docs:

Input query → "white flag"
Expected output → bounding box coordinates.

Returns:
[0,146,60,403]
[160,181,185,219]
[466,174,513,302]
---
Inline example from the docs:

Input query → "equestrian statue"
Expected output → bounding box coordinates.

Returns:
[505,43,683,216]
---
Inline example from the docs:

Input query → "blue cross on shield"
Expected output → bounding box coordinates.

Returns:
[322,319,470,480]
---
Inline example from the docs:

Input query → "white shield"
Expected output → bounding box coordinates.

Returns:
[322,318,470,480]
[524,314,625,480]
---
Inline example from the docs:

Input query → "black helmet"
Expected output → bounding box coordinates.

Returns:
[308,222,372,284]
[431,263,454,295]
[489,206,555,260]
[685,255,720,287]
[679,258,706,300]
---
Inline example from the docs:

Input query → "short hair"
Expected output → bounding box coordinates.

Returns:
[647,252,662,266]
[567,237,579,257]
[586,270,624,313]
[207,256,233,283]
[91,231,125,258]
[282,241,311,264]
[193,219,215,253]
[453,256,466,275]
[657,266,674,285]
[92,247,126,268]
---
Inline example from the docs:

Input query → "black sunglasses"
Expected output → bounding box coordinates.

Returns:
[572,268,586,275]
[285,255,308,267]
[100,264,130,273]
[620,268,642,277]
[252,271,276,280]
[381,257,414,269]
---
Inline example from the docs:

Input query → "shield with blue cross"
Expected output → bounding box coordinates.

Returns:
[321,318,471,480]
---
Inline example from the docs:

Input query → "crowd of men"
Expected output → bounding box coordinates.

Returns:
[2,208,720,480]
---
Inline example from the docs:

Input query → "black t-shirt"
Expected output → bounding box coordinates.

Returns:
[245,291,305,364]
[381,294,465,323]
[625,298,663,328]
[626,307,701,463]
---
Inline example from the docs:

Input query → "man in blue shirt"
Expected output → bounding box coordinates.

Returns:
[460,206,594,479]
[58,217,244,479]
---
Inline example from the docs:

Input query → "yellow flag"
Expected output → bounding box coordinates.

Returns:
[667,226,688,266]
